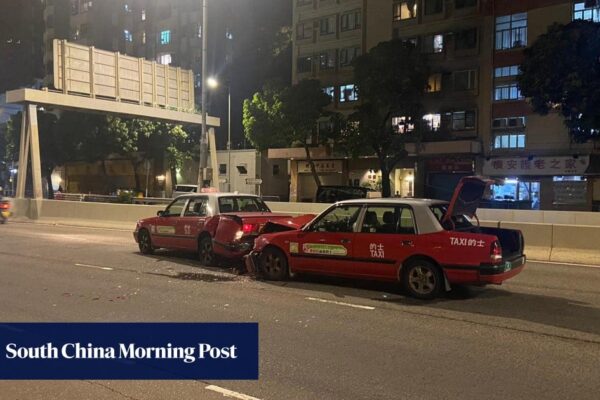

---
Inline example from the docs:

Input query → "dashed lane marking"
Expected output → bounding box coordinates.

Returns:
[205,385,262,400]
[74,263,114,271]
[532,260,600,269]
[306,296,375,310]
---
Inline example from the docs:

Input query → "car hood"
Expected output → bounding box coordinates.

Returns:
[442,176,494,222]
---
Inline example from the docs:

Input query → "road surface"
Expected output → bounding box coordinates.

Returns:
[1,221,599,400]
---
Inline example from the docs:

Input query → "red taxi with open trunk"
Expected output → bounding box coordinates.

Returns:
[247,177,526,299]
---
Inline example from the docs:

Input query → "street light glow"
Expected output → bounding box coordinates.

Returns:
[207,77,219,89]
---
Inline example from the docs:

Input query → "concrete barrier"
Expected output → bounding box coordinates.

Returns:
[550,224,600,265]
[12,199,163,226]
[9,198,600,265]
[266,201,330,216]
[499,221,553,262]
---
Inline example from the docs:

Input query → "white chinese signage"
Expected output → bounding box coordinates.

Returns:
[483,156,589,176]
[298,160,343,174]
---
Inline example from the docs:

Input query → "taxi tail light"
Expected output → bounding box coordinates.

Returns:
[0,203,9,210]
[490,240,503,264]
[242,223,259,235]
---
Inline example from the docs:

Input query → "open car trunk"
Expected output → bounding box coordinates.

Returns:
[442,176,525,260]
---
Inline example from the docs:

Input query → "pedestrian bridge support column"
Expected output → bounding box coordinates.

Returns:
[15,104,44,218]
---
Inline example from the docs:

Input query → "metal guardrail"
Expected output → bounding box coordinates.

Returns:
[53,193,171,205]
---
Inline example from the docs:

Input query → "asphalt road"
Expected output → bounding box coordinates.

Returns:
[0,221,599,400]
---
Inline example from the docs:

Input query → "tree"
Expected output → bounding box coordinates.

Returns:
[351,39,429,197]
[518,20,600,142]
[243,79,333,187]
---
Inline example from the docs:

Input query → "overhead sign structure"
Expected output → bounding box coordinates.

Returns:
[54,40,195,111]
[5,40,221,214]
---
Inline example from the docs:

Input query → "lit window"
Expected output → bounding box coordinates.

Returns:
[423,113,441,131]
[157,53,172,65]
[495,13,527,50]
[124,30,133,42]
[494,83,523,101]
[339,84,358,102]
[323,86,335,101]
[141,9,146,21]
[427,73,442,92]
[423,34,444,53]
[493,133,525,149]
[494,65,520,78]
[393,1,417,20]
[160,30,171,45]
[124,3,131,12]
[574,2,600,22]
[142,31,146,44]
[392,116,415,134]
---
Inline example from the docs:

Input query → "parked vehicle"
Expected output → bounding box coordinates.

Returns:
[315,186,375,203]
[247,177,526,299]
[134,193,314,265]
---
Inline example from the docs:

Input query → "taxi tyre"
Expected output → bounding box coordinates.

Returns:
[198,235,216,267]
[138,229,154,255]
[402,259,443,300]
[259,247,289,281]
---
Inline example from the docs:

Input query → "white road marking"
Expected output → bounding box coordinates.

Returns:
[74,263,114,271]
[205,385,262,400]
[305,297,375,310]
[533,260,600,270]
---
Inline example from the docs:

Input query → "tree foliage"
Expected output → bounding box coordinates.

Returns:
[3,110,191,195]
[351,39,429,197]
[243,79,333,187]
[518,20,600,142]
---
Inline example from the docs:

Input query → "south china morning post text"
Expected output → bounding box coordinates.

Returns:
[0,323,259,380]
[5,342,238,364]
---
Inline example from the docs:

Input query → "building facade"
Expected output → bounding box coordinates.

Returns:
[287,0,600,210]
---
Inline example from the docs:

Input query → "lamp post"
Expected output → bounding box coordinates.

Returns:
[205,77,232,192]
[196,0,208,192]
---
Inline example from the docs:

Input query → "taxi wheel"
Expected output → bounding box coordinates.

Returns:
[199,236,216,267]
[259,247,288,281]
[138,229,154,255]
[402,260,443,300]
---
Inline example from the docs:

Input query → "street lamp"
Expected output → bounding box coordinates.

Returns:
[197,0,209,192]
[206,76,232,192]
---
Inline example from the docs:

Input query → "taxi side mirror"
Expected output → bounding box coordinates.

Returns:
[157,210,165,217]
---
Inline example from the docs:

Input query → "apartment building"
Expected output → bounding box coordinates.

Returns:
[286,0,599,209]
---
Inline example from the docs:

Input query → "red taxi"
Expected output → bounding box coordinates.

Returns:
[247,177,526,299]
[134,193,313,265]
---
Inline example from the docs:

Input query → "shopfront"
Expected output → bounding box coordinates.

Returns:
[424,157,476,201]
[483,155,592,211]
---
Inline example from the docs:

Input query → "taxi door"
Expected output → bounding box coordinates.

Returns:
[151,197,188,248]
[176,197,209,251]
[352,205,417,279]
[291,204,362,277]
